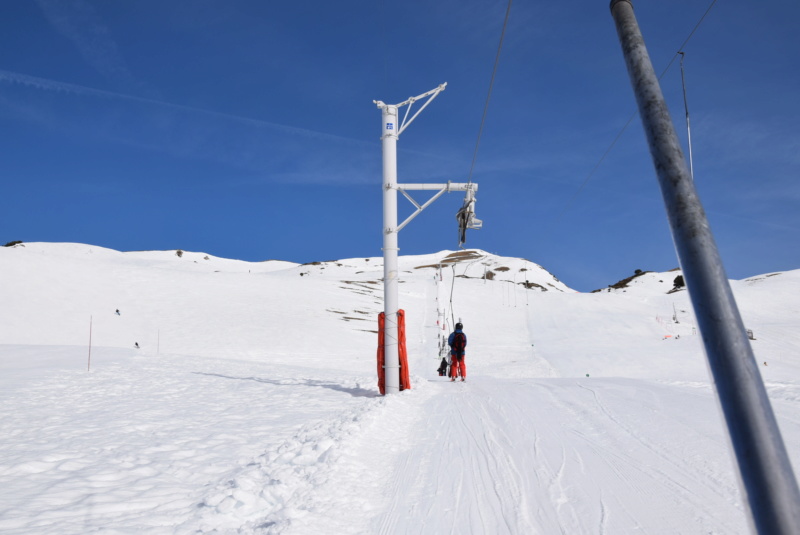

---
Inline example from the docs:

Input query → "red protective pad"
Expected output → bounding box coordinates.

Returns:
[397,310,411,391]
[377,313,386,395]
[377,310,411,395]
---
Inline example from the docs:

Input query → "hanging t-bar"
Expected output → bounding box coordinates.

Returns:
[456,186,482,247]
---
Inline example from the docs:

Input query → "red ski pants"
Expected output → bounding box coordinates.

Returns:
[451,354,466,379]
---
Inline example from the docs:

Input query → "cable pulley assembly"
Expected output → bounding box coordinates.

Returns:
[456,187,482,248]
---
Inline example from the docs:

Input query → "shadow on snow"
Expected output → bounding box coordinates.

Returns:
[192,372,380,398]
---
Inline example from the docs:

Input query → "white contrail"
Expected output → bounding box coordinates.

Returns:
[34,0,143,92]
[0,68,368,146]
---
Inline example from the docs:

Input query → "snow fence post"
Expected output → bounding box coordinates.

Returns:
[610,1,800,533]
[88,315,92,372]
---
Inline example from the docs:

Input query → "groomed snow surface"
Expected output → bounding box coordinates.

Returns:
[2,243,799,534]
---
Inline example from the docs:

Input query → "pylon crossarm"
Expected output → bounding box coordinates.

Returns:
[397,83,447,135]
[399,188,424,211]
[394,83,447,108]
[396,187,448,232]
[395,182,479,233]
[398,182,477,192]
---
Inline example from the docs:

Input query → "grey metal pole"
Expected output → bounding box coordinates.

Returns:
[609,1,800,533]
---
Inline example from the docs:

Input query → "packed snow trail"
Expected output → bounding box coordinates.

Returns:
[367,375,752,534]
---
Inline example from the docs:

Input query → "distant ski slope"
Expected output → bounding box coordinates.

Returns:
[1,243,798,534]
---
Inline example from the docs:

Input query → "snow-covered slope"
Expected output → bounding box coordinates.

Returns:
[1,242,799,534]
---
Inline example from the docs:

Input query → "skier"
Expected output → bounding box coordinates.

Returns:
[448,322,467,382]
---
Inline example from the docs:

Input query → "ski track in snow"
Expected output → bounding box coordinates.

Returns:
[368,377,750,534]
[2,244,800,534]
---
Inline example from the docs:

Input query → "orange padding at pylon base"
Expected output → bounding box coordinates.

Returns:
[377,310,410,395]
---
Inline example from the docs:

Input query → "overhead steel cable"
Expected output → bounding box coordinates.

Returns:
[467,0,513,185]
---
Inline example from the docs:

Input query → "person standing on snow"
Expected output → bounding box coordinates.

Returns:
[448,322,467,382]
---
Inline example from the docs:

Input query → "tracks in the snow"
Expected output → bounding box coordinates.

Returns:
[370,376,747,534]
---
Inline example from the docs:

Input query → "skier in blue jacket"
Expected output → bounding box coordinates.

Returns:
[448,322,467,381]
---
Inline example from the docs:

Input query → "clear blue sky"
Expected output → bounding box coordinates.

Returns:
[2,0,798,292]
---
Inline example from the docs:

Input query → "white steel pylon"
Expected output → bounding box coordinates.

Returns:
[374,83,481,395]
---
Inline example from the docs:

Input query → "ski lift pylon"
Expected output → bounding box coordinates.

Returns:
[374,82,483,394]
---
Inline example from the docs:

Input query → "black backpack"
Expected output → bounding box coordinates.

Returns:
[453,332,466,357]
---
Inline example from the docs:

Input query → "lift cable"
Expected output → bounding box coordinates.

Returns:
[456,0,511,248]
[466,0,513,185]
[552,0,717,225]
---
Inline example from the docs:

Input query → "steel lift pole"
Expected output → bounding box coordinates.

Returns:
[374,84,481,394]
[378,99,402,395]
[610,2,800,533]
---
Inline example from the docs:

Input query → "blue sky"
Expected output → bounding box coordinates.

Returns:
[2,0,798,292]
